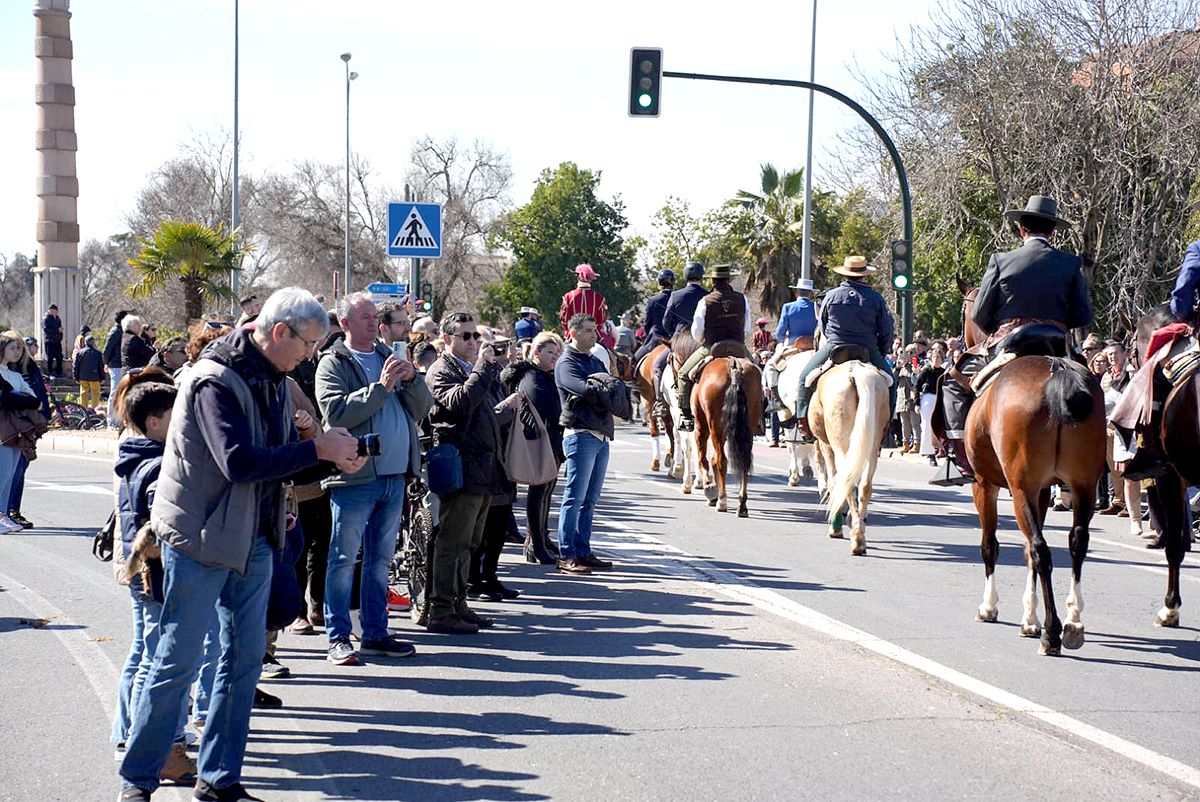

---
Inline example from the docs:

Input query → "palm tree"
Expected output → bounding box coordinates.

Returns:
[730,164,809,318]
[128,221,244,327]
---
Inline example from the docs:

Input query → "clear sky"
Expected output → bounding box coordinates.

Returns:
[0,0,936,262]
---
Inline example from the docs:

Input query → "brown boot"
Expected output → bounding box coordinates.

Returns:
[160,742,197,785]
[1098,503,1125,516]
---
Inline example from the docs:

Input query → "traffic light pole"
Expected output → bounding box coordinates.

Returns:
[662,69,913,342]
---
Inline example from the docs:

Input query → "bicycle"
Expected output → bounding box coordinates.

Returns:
[389,435,437,625]
[45,380,106,430]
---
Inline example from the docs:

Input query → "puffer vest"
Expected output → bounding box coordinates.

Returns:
[701,285,747,346]
[151,358,291,574]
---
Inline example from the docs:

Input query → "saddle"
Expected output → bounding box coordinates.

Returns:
[969,323,1071,395]
[804,344,894,389]
[685,340,750,381]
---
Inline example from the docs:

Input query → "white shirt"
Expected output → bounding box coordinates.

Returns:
[0,365,34,397]
[691,295,754,341]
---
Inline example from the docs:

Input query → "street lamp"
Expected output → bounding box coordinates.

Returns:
[340,52,357,298]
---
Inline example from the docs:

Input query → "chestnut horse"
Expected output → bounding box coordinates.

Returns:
[692,355,762,517]
[960,289,1107,655]
[635,344,676,473]
[1133,303,1197,628]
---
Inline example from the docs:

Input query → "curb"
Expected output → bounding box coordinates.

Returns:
[41,430,118,458]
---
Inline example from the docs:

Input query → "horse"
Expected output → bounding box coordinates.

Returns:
[958,291,1107,656]
[808,352,891,555]
[692,353,763,517]
[773,346,820,487]
[1132,303,1197,628]
[634,344,677,473]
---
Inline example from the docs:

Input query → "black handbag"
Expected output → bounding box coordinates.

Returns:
[92,509,116,562]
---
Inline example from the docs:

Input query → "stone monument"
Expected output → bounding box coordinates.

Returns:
[33,0,81,354]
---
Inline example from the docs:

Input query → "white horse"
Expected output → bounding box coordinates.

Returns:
[771,348,819,489]
[660,359,702,494]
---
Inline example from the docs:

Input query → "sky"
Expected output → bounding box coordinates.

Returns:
[0,0,938,265]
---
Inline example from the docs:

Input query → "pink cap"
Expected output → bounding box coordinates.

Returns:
[574,263,598,282]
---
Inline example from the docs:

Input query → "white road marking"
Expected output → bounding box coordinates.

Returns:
[34,451,115,464]
[24,479,114,496]
[591,520,1200,793]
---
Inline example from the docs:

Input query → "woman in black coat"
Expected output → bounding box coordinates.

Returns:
[501,333,565,564]
[120,316,155,372]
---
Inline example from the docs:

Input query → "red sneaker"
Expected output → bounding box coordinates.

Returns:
[386,588,411,612]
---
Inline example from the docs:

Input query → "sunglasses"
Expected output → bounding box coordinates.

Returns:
[456,331,483,341]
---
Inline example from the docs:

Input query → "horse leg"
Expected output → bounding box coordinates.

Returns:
[850,480,872,556]
[801,443,815,480]
[1151,471,1187,627]
[1062,482,1094,650]
[648,408,661,472]
[1013,485,1062,656]
[711,424,727,511]
[737,465,749,518]
[696,411,715,501]
[973,481,1001,623]
[787,440,800,486]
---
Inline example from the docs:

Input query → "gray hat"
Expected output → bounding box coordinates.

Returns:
[1003,195,1072,229]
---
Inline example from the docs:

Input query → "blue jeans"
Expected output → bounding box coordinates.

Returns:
[112,578,188,746]
[0,446,20,515]
[7,453,27,513]
[557,433,610,560]
[326,476,406,643]
[120,537,272,792]
[192,603,221,726]
[107,367,122,428]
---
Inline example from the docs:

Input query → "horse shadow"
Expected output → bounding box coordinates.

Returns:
[1066,629,1200,671]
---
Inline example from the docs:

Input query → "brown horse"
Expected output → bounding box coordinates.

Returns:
[960,290,1107,655]
[692,355,762,517]
[635,344,676,473]
[1133,303,1197,628]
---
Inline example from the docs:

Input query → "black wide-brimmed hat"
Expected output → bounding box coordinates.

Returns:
[705,263,740,280]
[1003,195,1073,229]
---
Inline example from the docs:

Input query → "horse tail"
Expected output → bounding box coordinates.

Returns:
[826,366,886,523]
[1045,360,1094,425]
[723,359,754,480]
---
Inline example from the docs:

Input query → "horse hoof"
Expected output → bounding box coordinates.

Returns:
[803,467,814,480]
[850,544,867,556]
[976,607,998,623]
[1018,623,1041,637]
[664,454,674,469]
[737,508,749,519]
[788,475,800,487]
[649,460,660,472]
[828,530,844,539]
[1038,642,1062,657]
[671,466,683,479]
[1155,606,1181,628]
[703,486,718,502]
[1062,622,1085,650]
[681,485,692,495]
[708,498,719,508]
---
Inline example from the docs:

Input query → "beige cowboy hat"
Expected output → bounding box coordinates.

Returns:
[705,263,741,280]
[1003,195,1073,230]
[832,255,876,278]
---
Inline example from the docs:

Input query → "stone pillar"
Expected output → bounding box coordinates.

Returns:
[33,0,81,360]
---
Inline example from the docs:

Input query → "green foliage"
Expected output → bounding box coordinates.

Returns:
[482,163,639,328]
[128,221,245,328]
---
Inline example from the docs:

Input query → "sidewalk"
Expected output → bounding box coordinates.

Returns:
[40,428,118,458]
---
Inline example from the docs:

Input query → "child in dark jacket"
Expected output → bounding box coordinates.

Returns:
[111,381,196,782]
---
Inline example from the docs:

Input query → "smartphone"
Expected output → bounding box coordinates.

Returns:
[391,341,409,362]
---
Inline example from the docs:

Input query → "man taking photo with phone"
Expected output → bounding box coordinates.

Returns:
[315,292,433,666]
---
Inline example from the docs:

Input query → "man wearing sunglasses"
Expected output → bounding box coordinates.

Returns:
[424,311,508,634]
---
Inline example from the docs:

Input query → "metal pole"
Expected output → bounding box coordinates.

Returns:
[230,0,239,316]
[341,53,353,297]
[799,0,817,283]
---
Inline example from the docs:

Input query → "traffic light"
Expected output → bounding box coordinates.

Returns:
[891,240,912,291]
[418,298,432,313]
[628,48,662,117]
[421,281,433,300]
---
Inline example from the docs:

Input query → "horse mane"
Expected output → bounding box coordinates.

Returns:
[670,330,699,362]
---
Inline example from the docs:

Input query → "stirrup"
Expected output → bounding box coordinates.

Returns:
[678,414,695,432]
[929,458,974,487]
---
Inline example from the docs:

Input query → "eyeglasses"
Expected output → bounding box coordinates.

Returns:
[457,331,483,341]
[286,324,320,350]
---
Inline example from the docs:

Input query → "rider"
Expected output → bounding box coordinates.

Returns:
[560,264,614,349]
[650,261,708,416]
[792,256,896,441]
[766,277,819,411]
[514,307,543,343]
[633,268,675,365]
[931,194,1092,486]
[675,264,752,431]
[613,312,637,357]
[1169,239,1200,323]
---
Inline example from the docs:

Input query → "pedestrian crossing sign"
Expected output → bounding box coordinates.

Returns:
[387,202,443,258]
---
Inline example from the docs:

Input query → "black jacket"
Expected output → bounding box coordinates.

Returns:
[43,314,62,344]
[663,283,708,336]
[425,353,508,496]
[973,238,1092,335]
[819,280,894,353]
[555,346,615,439]
[104,325,123,368]
[643,288,673,343]
[73,345,104,382]
[122,332,155,371]
[503,360,565,464]
[0,374,41,412]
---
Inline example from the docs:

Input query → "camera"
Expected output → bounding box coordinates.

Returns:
[491,342,508,356]
[356,433,381,458]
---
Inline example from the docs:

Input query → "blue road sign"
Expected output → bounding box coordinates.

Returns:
[387,202,443,258]
[366,282,408,296]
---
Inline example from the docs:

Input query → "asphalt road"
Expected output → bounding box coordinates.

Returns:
[2,431,1199,801]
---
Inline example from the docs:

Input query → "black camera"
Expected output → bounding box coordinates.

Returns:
[356,433,381,458]
[491,342,508,356]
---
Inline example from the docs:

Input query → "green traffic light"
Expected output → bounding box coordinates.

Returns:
[638,93,653,108]
[893,274,909,290]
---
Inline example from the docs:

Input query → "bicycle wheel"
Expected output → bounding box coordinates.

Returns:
[61,411,88,430]
[406,508,436,625]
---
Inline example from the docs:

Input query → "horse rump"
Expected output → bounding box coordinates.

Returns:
[1044,359,1095,425]
[722,359,754,480]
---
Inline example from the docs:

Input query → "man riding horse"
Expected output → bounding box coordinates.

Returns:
[633,268,676,366]
[649,262,708,417]
[932,194,1092,487]
[560,263,615,349]
[675,264,753,432]
[766,277,818,412]
[792,256,896,441]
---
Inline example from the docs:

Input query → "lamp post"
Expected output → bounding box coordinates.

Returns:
[799,0,817,283]
[340,52,357,298]
[231,0,240,316]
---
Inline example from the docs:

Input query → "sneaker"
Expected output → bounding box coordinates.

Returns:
[579,553,613,570]
[557,558,592,575]
[119,788,151,801]
[360,635,417,658]
[7,512,32,529]
[427,614,479,634]
[327,638,360,666]
[113,742,126,763]
[289,617,314,635]
[252,687,283,709]
[193,780,265,801]
[456,605,495,628]
[0,516,22,534]
[260,654,290,680]
[160,741,197,784]
[386,588,411,612]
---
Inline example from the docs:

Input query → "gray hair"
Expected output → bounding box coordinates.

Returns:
[257,287,330,342]
[337,291,375,322]
[121,314,142,333]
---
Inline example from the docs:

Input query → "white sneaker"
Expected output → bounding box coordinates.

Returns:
[0,516,22,534]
